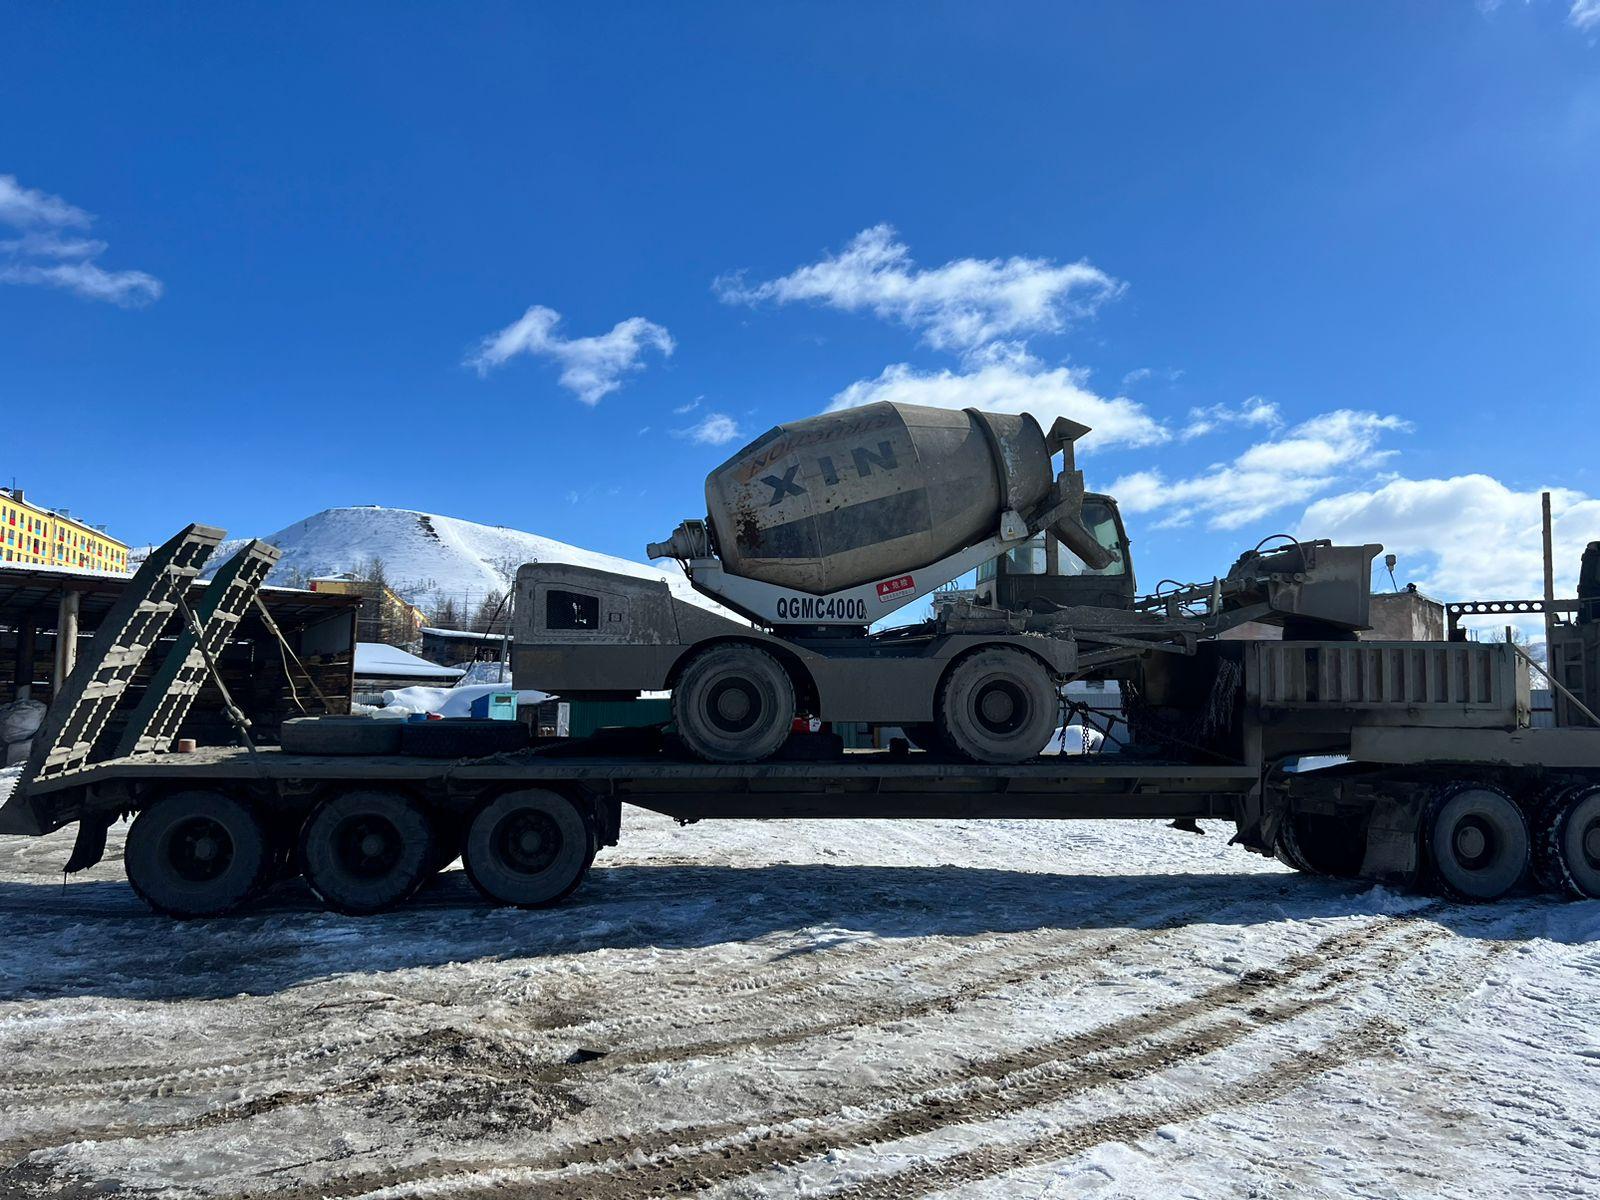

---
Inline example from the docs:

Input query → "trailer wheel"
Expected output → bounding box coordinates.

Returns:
[674,644,795,763]
[1537,786,1600,899]
[463,788,594,908]
[936,648,1058,764]
[1426,785,1529,902]
[125,790,269,918]
[298,790,436,915]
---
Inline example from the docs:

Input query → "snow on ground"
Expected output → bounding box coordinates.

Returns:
[204,505,725,616]
[0,761,1596,1198]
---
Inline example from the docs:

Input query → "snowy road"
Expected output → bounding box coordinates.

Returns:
[1,765,1597,1198]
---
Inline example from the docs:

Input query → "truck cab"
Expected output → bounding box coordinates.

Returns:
[975,493,1135,613]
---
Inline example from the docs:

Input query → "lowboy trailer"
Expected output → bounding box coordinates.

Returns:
[4,523,1600,917]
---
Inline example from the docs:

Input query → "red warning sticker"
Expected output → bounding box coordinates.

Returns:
[875,574,915,601]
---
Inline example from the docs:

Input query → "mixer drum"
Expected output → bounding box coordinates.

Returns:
[704,402,1053,594]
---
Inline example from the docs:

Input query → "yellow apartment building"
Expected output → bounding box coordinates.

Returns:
[0,486,130,573]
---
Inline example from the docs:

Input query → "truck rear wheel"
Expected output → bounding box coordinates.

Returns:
[674,644,795,763]
[299,790,436,915]
[1426,784,1529,902]
[463,788,594,907]
[125,790,269,918]
[936,648,1058,764]
[1537,786,1600,899]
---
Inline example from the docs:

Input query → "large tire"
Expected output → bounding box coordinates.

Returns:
[935,647,1059,764]
[125,790,269,918]
[299,789,436,915]
[1426,784,1529,902]
[280,716,402,756]
[1537,786,1600,899]
[463,789,594,908]
[399,719,529,760]
[1278,811,1364,877]
[673,645,795,763]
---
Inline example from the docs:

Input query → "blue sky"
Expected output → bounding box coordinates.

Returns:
[3,3,1597,603]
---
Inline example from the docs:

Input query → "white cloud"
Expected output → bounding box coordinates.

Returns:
[1181,395,1282,440]
[715,224,1123,355]
[1301,474,1600,602]
[0,174,90,229]
[467,305,674,405]
[676,412,741,446]
[1107,409,1408,530]
[673,397,702,415]
[825,347,1168,453]
[1572,0,1600,32]
[0,173,162,307]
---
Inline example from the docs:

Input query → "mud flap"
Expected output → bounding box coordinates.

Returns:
[64,814,112,874]
[1357,793,1422,886]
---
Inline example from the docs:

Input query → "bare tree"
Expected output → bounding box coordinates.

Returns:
[473,589,508,635]
[433,596,463,629]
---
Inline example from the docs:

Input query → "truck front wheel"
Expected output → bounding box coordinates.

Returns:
[936,648,1058,764]
[125,790,269,918]
[673,645,795,763]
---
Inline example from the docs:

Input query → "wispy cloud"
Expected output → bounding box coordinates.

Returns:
[0,174,162,307]
[675,412,741,446]
[1109,409,1409,530]
[1180,395,1282,440]
[467,305,674,405]
[1571,0,1600,32]
[715,224,1123,355]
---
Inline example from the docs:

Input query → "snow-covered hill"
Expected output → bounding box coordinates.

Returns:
[206,506,717,615]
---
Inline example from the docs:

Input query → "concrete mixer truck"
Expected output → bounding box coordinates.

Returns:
[512,401,1380,763]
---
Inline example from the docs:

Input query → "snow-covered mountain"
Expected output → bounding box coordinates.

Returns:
[206,506,716,615]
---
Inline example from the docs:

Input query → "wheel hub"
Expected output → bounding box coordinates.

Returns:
[169,817,234,883]
[333,815,403,879]
[706,678,761,734]
[1454,822,1488,864]
[972,680,1027,735]
[1583,820,1600,869]
[493,810,562,875]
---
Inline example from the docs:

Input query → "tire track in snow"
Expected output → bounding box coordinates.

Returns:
[0,871,1236,1107]
[0,886,1224,1166]
[279,914,1442,1200]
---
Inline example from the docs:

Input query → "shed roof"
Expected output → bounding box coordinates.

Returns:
[0,561,361,632]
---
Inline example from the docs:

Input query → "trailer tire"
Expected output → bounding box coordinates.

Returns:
[1537,786,1600,899]
[463,788,594,908]
[280,716,402,757]
[1426,784,1529,902]
[299,790,436,915]
[673,645,795,763]
[936,648,1058,764]
[125,790,269,918]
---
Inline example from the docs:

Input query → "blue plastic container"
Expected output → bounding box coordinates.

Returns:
[468,691,518,721]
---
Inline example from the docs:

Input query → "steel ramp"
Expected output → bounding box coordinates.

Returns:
[115,539,281,757]
[0,524,224,835]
